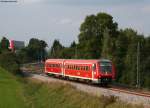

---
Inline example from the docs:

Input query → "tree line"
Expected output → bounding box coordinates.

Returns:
[49,12,150,88]
[0,12,149,88]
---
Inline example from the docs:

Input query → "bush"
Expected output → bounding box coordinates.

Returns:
[0,51,20,74]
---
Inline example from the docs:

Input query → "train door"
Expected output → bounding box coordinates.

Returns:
[92,64,96,80]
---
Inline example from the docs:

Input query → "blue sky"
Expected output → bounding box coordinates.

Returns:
[0,0,150,46]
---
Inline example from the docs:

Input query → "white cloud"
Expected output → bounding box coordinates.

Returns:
[59,18,72,25]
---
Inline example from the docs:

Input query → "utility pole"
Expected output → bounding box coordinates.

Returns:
[75,45,77,59]
[136,42,140,88]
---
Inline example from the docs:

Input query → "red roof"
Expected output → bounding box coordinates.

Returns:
[45,59,111,64]
[64,59,99,64]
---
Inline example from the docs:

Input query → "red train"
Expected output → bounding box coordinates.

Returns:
[45,59,115,85]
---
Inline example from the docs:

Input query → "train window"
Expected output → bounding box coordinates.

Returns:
[77,66,79,70]
[82,66,84,70]
[81,66,84,70]
[76,65,77,70]
[74,65,76,70]
[74,65,75,70]
[65,65,67,69]
[80,66,82,70]
[51,64,53,67]
[78,66,80,70]
[86,66,89,71]
[100,61,112,73]
[78,66,81,70]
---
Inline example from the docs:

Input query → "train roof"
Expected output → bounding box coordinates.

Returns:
[45,59,65,63]
[45,59,111,64]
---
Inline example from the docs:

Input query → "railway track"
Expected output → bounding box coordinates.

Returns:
[27,71,150,98]
[21,63,150,107]
[108,87,150,98]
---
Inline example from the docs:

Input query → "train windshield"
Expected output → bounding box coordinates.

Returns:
[100,61,112,74]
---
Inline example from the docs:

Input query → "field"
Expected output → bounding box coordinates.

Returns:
[0,67,143,108]
[0,67,26,108]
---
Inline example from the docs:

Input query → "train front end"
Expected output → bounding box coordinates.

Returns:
[97,59,115,84]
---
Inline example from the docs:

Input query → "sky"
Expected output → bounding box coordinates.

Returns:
[0,0,150,47]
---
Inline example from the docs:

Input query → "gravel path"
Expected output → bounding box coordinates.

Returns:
[26,73,150,108]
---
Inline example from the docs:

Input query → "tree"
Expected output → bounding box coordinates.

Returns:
[114,30,128,82]
[117,29,143,86]
[49,40,64,58]
[101,28,112,59]
[1,37,9,51]
[141,36,150,88]
[78,12,118,59]
[0,51,20,74]
[27,38,47,61]
[17,38,47,63]
[17,47,31,63]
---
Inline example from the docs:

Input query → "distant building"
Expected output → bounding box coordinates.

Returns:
[9,40,25,51]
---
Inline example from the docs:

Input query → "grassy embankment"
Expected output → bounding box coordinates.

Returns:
[0,67,26,108]
[0,67,143,108]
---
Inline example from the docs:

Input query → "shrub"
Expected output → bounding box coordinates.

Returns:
[0,51,20,74]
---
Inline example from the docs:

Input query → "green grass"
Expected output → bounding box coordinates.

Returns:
[0,67,26,108]
[0,67,143,108]
[22,80,143,108]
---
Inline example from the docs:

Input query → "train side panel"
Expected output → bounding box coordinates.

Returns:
[64,63,93,80]
[45,59,64,76]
